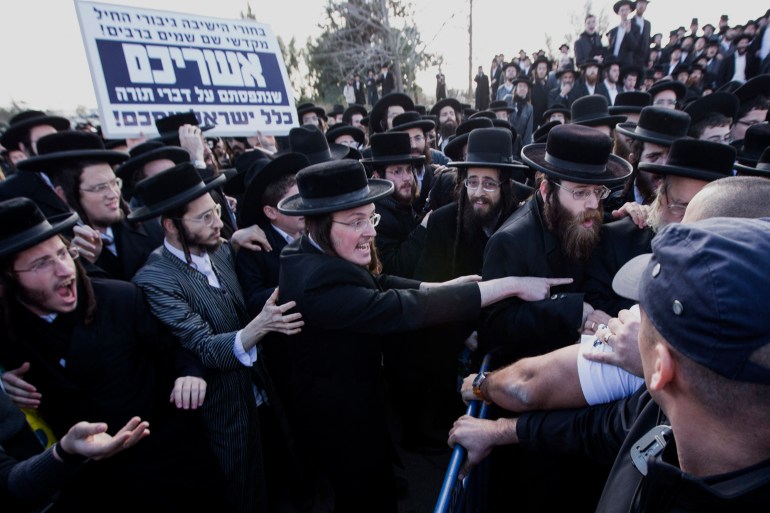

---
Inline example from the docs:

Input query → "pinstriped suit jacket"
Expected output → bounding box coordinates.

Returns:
[133,242,266,513]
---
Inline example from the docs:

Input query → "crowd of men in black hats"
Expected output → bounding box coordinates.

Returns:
[1,4,770,513]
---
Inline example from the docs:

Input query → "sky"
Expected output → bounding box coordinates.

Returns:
[0,0,762,113]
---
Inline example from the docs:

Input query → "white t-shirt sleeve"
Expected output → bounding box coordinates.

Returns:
[577,305,645,405]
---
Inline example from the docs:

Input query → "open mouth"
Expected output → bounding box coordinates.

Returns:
[56,278,77,305]
[356,241,370,252]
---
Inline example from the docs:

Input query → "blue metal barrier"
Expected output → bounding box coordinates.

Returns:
[433,354,493,513]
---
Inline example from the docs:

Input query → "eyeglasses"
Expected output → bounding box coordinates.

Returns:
[552,182,611,201]
[332,213,381,232]
[409,135,425,145]
[653,98,677,107]
[735,119,767,128]
[14,245,79,274]
[464,178,505,192]
[704,133,733,144]
[663,189,688,218]
[177,204,222,227]
[80,177,123,195]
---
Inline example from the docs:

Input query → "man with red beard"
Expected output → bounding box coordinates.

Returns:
[0,197,227,512]
[130,164,304,513]
[361,131,427,278]
[477,123,631,513]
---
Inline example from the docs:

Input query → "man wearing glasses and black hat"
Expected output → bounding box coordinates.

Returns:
[130,164,304,513]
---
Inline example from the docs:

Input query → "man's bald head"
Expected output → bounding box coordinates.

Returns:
[683,176,770,222]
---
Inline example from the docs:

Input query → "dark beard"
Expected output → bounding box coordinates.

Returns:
[440,122,457,139]
[461,195,502,242]
[543,196,603,263]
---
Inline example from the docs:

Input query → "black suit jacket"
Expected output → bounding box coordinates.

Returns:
[575,32,607,66]
[374,196,426,278]
[236,224,288,316]
[278,235,480,510]
[583,217,654,316]
[716,51,760,88]
[480,195,586,362]
[92,218,163,281]
[0,278,223,511]
[607,23,641,68]
[633,17,652,67]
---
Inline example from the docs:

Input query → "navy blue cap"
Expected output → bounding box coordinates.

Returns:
[621,218,770,384]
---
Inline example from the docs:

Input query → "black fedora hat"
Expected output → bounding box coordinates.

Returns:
[443,118,494,161]
[16,131,129,172]
[326,124,366,146]
[570,95,627,128]
[639,138,736,181]
[533,120,562,143]
[296,102,327,121]
[115,141,190,182]
[154,112,214,144]
[489,100,515,113]
[579,59,602,70]
[239,152,311,227]
[127,163,228,222]
[542,104,571,124]
[329,104,345,117]
[287,124,351,164]
[0,110,70,151]
[469,110,497,120]
[512,77,533,89]
[521,123,632,185]
[648,78,687,101]
[556,64,580,79]
[429,98,462,117]
[613,0,636,13]
[360,132,425,167]
[532,56,551,69]
[415,104,428,116]
[0,197,79,259]
[369,93,415,134]
[449,128,529,173]
[462,108,479,119]
[616,106,691,146]
[682,91,740,125]
[342,104,368,124]
[732,123,770,166]
[224,148,273,197]
[502,62,521,74]
[388,111,435,133]
[716,80,744,95]
[734,74,770,104]
[735,147,770,177]
[277,159,393,216]
[609,91,652,115]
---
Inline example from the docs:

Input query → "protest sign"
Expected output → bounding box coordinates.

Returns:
[75,0,298,138]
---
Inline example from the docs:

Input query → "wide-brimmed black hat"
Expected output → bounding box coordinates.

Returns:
[359,132,425,167]
[16,131,129,172]
[287,124,352,164]
[115,141,190,182]
[735,147,770,177]
[734,74,770,104]
[0,110,70,151]
[449,128,529,173]
[502,62,521,74]
[223,148,273,197]
[512,77,533,89]
[639,138,736,181]
[369,93,415,134]
[154,112,214,144]
[296,102,327,121]
[532,56,551,69]
[415,104,428,116]
[682,91,739,125]
[732,123,770,166]
[609,91,652,115]
[325,123,366,147]
[489,100,515,113]
[616,106,691,146]
[648,78,687,101]
[388,111,435,133]
[613,0,636,13]
[556,64,580,79]
[0,197,79,259]
[239,152,311,227]
[620,65,645,83]
[521,123,632,185]
[429,98,462,117]
[579,59,602,70]
[542,104,571,124]
[342,104,368,124]
[128,163,228,222]
[443,118,494,161]
[533,120,562,143]
[469,110,496,120]
[277,159,393,216]
[329,104,345,117]
[570,95,627,128]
